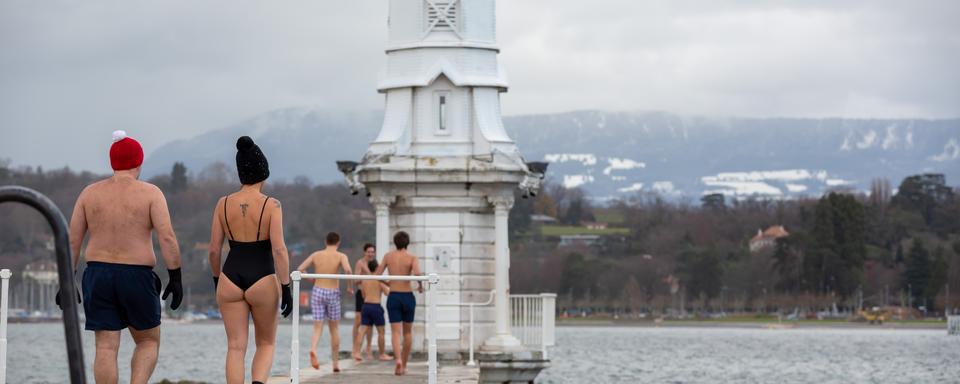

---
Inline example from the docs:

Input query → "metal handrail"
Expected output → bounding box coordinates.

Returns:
[450,289,494,366]
[289,271,440,384]
[0,186,85,383]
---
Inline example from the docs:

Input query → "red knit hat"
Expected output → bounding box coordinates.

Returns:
[109,130,144,171]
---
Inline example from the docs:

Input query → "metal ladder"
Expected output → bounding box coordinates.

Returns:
[0,186,86,383]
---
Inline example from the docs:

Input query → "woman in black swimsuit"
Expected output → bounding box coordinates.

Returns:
[208,136,293,384]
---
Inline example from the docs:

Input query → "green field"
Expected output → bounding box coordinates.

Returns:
[540,224,630,236]
[593,208,627,224]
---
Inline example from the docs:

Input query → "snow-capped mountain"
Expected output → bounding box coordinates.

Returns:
[144,108,960,200]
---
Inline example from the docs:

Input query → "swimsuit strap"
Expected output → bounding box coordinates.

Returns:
[223,196,235,241]
[256,196,269,241]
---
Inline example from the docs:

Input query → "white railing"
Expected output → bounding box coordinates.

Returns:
[0,269,11,384]
[949,316,960,336]
[509,293,556,358]
[289,271,440,384]
[447,290,495,367]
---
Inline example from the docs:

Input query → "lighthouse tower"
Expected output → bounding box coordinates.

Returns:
[340,0,545,353]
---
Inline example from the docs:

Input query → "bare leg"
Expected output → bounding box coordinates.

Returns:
[353,325,368,361]
[129,326,160,384]
[311,321,324,369]
[218,276,250,384]
[328,320,341,372]
[247,275,280,383]
[364,323,374,359]
[391,322,403,375]
[377,326,393,360]
[351,313,361,357]
[401,322,414,374]
[94,331,121,384]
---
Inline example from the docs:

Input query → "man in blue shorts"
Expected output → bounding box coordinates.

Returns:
[64,131,184,384]
[373,231,423,376]
[352,259,392,362]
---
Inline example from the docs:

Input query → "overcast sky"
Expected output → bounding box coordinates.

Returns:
[1,0,958,172]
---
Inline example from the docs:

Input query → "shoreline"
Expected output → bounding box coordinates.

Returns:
[557,319,949,330]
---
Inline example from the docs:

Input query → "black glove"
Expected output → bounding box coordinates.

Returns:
[213,276,220,291]
[162,268,183,310]
[281,283,293,318]
[55,285,81,310]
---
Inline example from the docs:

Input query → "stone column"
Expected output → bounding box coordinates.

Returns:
[482,195,522,351]
[370,196,394,262]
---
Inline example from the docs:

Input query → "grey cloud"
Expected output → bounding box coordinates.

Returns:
[1,0,958,172]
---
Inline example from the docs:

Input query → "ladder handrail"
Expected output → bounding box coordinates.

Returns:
[0,186,86,384]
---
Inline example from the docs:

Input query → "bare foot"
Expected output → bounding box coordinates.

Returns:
[365,350,374,360]
[352,353,363,362]
[379,353,394,361]
[310,351,319,370]
[394,359,403,376]
[333,364,341,373]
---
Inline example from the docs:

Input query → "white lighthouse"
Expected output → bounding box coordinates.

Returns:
[340,0,545,353]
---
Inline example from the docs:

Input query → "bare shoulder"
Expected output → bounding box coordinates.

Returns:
[269,197,281,209]
[136,180,164,199]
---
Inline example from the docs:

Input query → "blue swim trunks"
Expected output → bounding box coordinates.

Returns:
[82,261,161,331]
[360,303,385,326]
[386,292,416,323]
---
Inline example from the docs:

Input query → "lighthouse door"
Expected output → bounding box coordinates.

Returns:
[424,212,463,341]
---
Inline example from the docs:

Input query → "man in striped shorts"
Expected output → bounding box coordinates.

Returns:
[296,232,353,372]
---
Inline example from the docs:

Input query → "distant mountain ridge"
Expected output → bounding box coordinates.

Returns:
[143,107,960,199]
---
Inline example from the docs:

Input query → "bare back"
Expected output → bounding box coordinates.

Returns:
[218,191,273,243]
[379,250,420,293]
[305,249,350,289]
[360,280,384,304]
[76,177,165,266]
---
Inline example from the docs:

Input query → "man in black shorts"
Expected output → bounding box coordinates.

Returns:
[64,131,184,384]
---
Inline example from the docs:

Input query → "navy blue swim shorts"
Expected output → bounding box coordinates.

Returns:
[82,261,161,331]
[360,303,385,326]
[386,292,416,324]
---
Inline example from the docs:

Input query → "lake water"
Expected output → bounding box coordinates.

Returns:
[6,323,960,383]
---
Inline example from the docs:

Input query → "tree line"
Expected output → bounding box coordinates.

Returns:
[1,159,958,315]
[508,174,960,316]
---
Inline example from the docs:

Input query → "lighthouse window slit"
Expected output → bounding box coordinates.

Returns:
[439,95,447,131]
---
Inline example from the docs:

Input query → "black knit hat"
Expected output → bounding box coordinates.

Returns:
[236,136,269,185]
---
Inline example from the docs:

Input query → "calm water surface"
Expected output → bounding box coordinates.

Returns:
[7,323,960,383]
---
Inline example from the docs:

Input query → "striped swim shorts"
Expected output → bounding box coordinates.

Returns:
[311,286,341,321]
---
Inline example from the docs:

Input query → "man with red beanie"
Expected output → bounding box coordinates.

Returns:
[63,130,184,384]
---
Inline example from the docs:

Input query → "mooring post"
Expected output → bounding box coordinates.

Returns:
[0,268,11,384]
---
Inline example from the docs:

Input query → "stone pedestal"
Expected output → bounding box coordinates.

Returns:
[477,351,551,384]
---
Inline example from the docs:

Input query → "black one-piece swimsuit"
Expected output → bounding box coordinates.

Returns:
[221,196,275,291]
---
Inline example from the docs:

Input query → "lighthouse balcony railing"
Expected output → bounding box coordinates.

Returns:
[288,271,441,384]
[509,293,556,358]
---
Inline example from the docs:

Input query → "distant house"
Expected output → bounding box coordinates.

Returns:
[530,214,559,224]
[559,234,602,248]
[749,225,789,252]
[352,209,376,225]
[581,221,608,230]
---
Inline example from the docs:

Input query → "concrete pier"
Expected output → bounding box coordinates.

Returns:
[268,359,479,384]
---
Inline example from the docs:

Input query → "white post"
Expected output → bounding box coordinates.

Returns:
[483,196,522,350]
[427,273,439,384]
[371,197,393,262]
[290,271,301,384]
[540,293,556,359]
[467,303,476,366]
[0,269,11,384]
